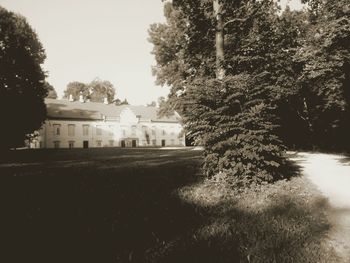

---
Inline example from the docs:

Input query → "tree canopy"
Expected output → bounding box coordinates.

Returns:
[63,78,116,103]
[149,0,350,184]
[0,6,47,149]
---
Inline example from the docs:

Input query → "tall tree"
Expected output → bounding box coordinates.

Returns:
[63,78,116,103]
[149,0,294,184]
[44,82,58,99]
[0,6,47,149]
[88,78,115,103]
[295,0,350,150]
[64,81,87,100]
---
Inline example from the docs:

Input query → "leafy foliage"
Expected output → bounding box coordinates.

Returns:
[150,0,350,184]
[63,78,116,103]
[44,82,58,99]
[294,0,350,150]
[150,0,292,185]
[0,6,47,149]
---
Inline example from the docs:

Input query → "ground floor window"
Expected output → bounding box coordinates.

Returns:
[83,140,89,148]
[68,141,74,149]
[152,139,156,146]
[54,141,60,149]
[171,139,175,145]
[109,140,114,147]
[161,139,166,147]
[96,140,102,147]
[132,140,137,147]
[121,140,126,148]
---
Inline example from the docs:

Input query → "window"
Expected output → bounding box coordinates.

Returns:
[122,128,126,137]
[54,141,60,148]
[131,125,137,136]
[39,141,43,148]
[170,127,175,136]
[68,124,75,136]
[83,141,89,148]
[96,126,102,136]
[151,126,156,135]
[109,125,114,136]
[53,124,61,135]
[68,141,74,149]
[161,126,166,135]
[83,125,89,136]
[109,140,114,147]
[132,140,137,147]
[152,139,156,146]
[171,139,175,145]
[96,140,102,147]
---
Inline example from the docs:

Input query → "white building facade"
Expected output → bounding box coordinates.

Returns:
[30,99,185,149]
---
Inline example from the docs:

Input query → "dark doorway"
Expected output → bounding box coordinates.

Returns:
[161,140,166,147]
[132,140,137,147]
[121,140,126,148]
[83,141,89,149]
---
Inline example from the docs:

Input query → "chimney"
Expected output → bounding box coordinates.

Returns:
[103,97,108,104]
[69,94,74,102]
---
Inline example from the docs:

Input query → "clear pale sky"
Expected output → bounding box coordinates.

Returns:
[0,0,303,105]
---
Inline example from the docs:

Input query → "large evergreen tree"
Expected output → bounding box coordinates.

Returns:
[0,6,47,149]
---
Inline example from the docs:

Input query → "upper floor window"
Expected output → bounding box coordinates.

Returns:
[161,126,166,135]
[68,124,75,136]
[109,125,114,136]
[131,125,137,136]
[151,126,156,135]
[83,125,89,136]
[96,126,102,136]
[53,124,61,135]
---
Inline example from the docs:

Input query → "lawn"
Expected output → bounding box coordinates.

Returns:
[0,148,336,262]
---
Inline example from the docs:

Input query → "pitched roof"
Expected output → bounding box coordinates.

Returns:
[45,98,179,122]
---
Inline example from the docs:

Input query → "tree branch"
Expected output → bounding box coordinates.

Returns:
[223,18,247,28]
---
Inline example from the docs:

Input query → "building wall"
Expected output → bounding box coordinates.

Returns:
[30,119,185,149]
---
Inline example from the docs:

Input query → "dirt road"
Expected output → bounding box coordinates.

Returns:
[291,152,350,262]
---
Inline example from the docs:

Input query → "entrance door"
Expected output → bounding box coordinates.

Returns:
[121,140,126,148]
[161,139,166,147]
[83,141,89,148]
[132,140,137,147]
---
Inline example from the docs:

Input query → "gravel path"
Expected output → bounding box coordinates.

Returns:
[291,152,350,262]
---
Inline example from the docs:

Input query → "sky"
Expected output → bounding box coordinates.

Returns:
[0,0,304,105]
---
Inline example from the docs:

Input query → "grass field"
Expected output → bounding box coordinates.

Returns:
[0,148,336,262]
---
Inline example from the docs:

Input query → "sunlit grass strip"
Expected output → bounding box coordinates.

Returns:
[174,176,338,263]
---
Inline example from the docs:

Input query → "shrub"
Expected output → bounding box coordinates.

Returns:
[183,76,287,186]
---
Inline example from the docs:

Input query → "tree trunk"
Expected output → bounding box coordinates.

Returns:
[213,0,225,79]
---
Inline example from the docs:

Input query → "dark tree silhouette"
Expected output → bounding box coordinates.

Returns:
[45,82,58,99]
[0,6,47,149]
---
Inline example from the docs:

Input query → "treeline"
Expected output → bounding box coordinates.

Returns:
[149,0,350,184]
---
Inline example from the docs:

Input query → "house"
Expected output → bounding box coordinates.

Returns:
[28,98,185,149]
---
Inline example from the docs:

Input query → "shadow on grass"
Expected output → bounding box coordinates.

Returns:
[0,149,335,263]
[337,156,350,166]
